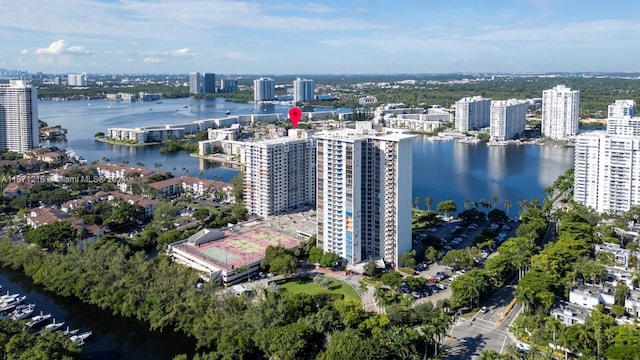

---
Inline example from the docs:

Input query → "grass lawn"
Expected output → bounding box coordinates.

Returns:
[277,276,361,303]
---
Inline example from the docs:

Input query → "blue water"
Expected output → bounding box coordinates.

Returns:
[38,97,575,208]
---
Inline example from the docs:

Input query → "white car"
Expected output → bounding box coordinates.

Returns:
[480,306,488,314]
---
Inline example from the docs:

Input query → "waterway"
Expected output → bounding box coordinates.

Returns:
[0,268,197,359]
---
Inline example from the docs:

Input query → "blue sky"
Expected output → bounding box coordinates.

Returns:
[2,0,640,74]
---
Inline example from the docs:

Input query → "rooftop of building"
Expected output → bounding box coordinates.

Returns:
[550,300,591,322]
[171,227,301,270]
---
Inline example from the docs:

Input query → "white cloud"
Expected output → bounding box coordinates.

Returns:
[20,49,29,55]
[143,57,161,63]
[226,51,257,61]
[169,48,192,56]
[304,3,341,13]
[35,39,90,55]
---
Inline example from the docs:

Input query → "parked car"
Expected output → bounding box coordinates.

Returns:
[480,306,488,314]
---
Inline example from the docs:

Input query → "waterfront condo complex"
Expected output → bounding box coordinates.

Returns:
[542,84,580,140]
[293,78,315,103]
[0,80,39,153]
[490,99,528,142]
[315,122,415,268]
[242,130,316,218]
[253,77,276,102]
[574,132,640,214]
[454,96,491,132]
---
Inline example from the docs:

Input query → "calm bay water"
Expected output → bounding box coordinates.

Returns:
[22,97,574,358]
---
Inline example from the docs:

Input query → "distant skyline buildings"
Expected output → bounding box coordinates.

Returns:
[189,72,202,95]
[293,78,315,103]
[67,74,85,87]
[454,96,491,132]
[0,80,39,153]
[253,77,275,102]
[542,84,580,140]
[220,78,238,93]
[203,73,216,94]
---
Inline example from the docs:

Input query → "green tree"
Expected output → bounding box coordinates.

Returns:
[380,271,403,289]
[230,172,244,201]
[363,260,378,277]
[425,197,434,211]
[308,246,323,264]
[319,252,340,268]
[436,200,457,219]
[504,200,512,215]
[399,250,417,268]
[424,246,441,265]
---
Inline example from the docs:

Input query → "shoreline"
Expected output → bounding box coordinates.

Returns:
[94,137,161,147]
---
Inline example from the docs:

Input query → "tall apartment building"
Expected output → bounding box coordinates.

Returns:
[542,85,580,140]
[243,130,316,218]
[490,99,528,142]
[203,73,216,93]
[574,131,640,214]
[454,96,491,132]
[293,78,315,103]
[189,72,203,94]
[0,80,39,152]
[607,116,640,137]
[220,78,238,93]
[67,74,85,87]
[608,100,636,118]
[253,78,275,102]
[315,122,414,267]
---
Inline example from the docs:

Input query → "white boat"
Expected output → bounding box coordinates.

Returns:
[38,319,65,334]
[62,327,79,336]
[11,305,34,320]
[26,312,52,328]
[0,291,20,302]
[70,331,92,344]
[2,295,26,307]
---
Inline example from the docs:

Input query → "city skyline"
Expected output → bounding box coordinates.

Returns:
[3,0,640,74]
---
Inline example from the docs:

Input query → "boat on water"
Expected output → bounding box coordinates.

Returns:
[70,331,92,345]
[0,291,20,302]
[2,295,26,307]
[11,305,35,321]
[38,319,65,334]
[26,312,52,328]
[62,327,80,336]
[225,110,231,115]
[183,105,188,108]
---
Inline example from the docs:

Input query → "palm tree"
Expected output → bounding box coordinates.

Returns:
[464,199,471,210]
[545,317,562,344]
[504,200,512,215]
[415,196,421,209]
[492,195,499,208]
[519,199,527,211]
[425,196,433,211]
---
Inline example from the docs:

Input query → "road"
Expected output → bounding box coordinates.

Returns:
[444,285,522,359]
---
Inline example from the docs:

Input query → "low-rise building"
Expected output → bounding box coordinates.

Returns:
[26,207,107,242]
[167,227,301,285]
[550,300,591,326]
[568,284,615,309]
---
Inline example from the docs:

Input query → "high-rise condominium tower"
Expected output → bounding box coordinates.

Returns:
[455,96,491,132]
[243,130,316,218]
[293,78,315,103]
[203,73,216,94]
[542,85,580,140]
[574,131,640,214]
[315,122,415,268]
[490,99,528,142]
[253,78,275,102]
[189,72,203,94]
[0,80,39,153]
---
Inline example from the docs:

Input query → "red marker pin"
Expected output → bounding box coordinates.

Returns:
[289,107,302,129]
